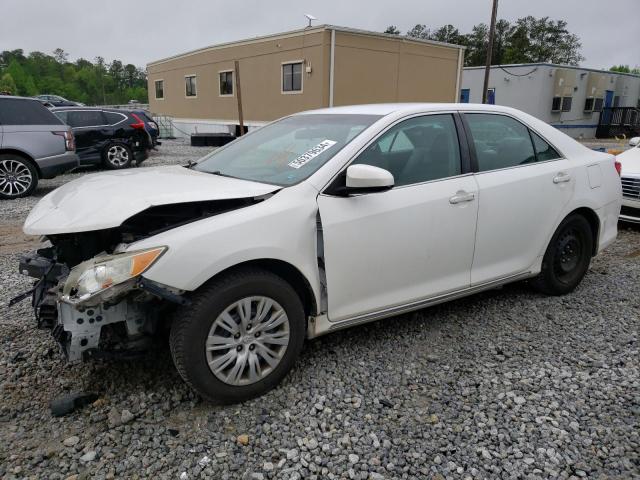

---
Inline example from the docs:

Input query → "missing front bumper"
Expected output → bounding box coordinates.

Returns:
[57,299,150,362]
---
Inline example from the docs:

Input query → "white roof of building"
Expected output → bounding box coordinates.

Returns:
[464,63,640,79]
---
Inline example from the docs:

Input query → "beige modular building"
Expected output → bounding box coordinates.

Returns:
[147,25,465,136]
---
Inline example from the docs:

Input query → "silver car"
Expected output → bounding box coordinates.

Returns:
[0,96,79,199]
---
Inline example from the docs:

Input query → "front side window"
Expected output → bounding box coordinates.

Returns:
[465,113,536,171]
[352,114,461,186]
[219,71,233,96]
[185,75,197,97]
[194,114,380,186]
[155,80,164,99]
[282,62,302,92]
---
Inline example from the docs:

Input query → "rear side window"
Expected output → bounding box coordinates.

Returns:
[65,110,106,127]
[465,114,536,172]
[530,131,561,161]
[0,98,63,126]
[104,112,126,125]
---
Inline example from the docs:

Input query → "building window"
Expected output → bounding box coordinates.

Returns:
[551,96,562,112]
[561,96,572,112]
[584,97,594,112]
[282,62,303,93]
[219,71,233,96]
[155,80,164,100]
[185,75,197,97]
[594,98,604,112]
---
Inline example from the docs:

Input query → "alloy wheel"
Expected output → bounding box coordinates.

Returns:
[0,159,33,197]
[206,296,290,386]
[107,145,130,166]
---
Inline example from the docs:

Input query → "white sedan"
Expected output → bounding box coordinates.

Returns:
[18,104,622,403]
[617,137,640,223]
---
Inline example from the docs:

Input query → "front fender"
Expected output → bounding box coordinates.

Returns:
[129,184,322,307]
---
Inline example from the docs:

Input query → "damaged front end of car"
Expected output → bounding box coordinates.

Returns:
[13,197,264,362]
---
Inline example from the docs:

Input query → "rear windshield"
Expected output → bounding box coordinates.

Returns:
[0,98,64,126]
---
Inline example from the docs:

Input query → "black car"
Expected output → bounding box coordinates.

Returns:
[130,109,161,147]
[51,107,152,169]
[36,95,82,107]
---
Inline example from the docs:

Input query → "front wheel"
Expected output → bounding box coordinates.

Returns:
[531,214,594,295]
[169,268,306,404]
[0,154,38,199]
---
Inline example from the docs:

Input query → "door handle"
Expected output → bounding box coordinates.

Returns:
[553,172,571,184]
[449,190,475,204]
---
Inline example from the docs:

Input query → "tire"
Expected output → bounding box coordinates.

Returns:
[531,214,594,295]
[102,142,133,169]
[169,268,306,404]
[0,154,38,199]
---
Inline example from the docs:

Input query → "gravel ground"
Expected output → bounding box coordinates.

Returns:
[0,141,639,479]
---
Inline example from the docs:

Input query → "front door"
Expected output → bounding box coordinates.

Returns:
[463,113,575,285]
[317,113,479,322]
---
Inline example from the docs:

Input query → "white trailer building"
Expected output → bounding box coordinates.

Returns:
[461,63,640,139]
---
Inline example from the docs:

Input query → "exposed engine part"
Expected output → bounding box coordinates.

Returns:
[47,197,266,267]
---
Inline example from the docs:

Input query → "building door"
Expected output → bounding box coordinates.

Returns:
[602,90,615,124]
[487,88,496,105]
[604,90,614,108]
[460,89,470,103]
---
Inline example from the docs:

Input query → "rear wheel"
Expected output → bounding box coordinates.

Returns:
[531,214,593,295]
[0,154,38,199]
[169,268,306,404]
[102,142,133,169]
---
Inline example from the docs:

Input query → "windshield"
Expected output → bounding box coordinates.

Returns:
[194,114,381,186]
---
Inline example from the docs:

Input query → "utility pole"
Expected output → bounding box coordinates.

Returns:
[234,60,244,136]
[482,0,499,104]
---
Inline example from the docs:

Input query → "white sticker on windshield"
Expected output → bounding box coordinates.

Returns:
[288,140,337,169]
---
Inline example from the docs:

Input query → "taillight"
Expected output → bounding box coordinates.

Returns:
[614,160,622,176]
[52,130,75,151]
[130,113,146,130]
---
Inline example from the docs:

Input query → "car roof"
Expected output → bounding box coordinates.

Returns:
[51,106,130,113]
[0,95,42,102]
[299,103,526,117]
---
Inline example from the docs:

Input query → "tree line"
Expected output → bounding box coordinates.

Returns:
[385,16,586,67]
[0,48,148,105]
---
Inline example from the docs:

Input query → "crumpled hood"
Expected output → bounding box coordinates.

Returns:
[618,146,640,176]
[24,165,280,235]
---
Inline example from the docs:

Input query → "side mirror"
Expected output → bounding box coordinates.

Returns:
[345,164,394,194]
[629,137,640,147]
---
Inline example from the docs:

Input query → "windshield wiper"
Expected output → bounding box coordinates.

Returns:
[185,159,197,169]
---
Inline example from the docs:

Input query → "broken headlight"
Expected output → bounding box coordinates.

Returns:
[65,247,166,301]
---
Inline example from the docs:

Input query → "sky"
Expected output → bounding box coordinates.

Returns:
[2,0,638,70]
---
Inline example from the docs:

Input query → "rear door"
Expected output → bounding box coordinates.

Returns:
[62,110,108,162]
[463,112,574,285]
[318,113,479,321]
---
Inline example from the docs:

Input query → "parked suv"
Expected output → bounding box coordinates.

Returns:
[0,96,78,199]
[52,107,153,169]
